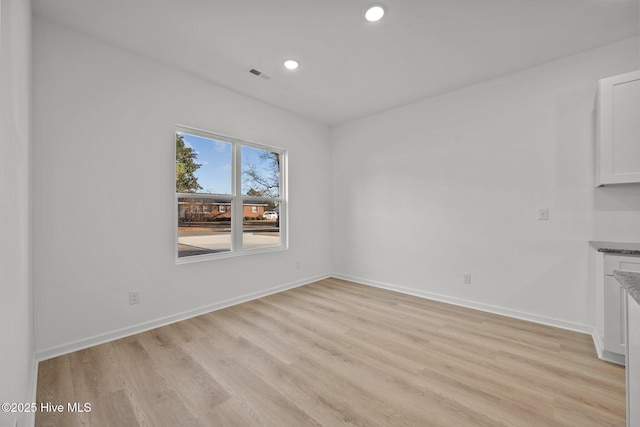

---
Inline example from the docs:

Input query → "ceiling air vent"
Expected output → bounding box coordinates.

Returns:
[248,68,271,80]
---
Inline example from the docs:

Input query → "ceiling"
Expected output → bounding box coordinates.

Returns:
[33,0,639,126]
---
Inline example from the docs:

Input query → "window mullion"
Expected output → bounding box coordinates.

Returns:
[232,142,243,252]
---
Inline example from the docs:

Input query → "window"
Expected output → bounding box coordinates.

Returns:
[176,126,286,262]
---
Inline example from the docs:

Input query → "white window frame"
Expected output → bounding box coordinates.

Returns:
[175,125,288,264]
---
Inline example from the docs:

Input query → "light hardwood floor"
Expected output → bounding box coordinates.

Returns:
[36,278,625,426]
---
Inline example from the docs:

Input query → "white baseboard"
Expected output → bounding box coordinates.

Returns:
[592,330,605,358]
[600,351,625,366]
[592,334,625,365]
[35,274,329,362]
[332,273,593,335]
[26,355,38,427]
[34,271,603,364]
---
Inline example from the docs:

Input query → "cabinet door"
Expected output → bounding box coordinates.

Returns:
[604,276,626,355]
[627,295,640,427]
[597,70,640,186]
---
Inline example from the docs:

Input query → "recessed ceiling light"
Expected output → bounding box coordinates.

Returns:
[284,59,299,70]
[364,4,385,22]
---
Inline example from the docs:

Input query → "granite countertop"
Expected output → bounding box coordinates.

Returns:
[614,270,640,305]
[590,241,640,255]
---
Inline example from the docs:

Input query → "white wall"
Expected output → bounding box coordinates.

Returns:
[594,184,640,242]
[31,10,640,360]
[331,37,640,331]
[0,0,33,426]
[32,18,331,357]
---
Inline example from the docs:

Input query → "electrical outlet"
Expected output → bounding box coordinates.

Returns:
[129,290,140,305]
[463,273,472,285]
[538,208,549,221]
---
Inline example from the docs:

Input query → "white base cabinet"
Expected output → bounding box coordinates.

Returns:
[626,292,640,427]
[594,253,640,364]
[604,275,627,356]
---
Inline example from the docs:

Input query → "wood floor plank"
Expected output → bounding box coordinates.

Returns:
[36,356,81,427]
[136,329,232,414]
[36,278,626,426]
[185,335,322,427]
[109,337,203,427]
[90,389,140,427]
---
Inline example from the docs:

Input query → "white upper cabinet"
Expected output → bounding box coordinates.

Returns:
[596,70,640,186]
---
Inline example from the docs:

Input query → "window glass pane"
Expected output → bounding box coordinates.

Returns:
[176,132,231,195]
[178,197,232,257]
[241,146,281,197]
[243,201,280,250]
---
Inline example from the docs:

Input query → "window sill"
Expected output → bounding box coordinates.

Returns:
[175,245,288,265]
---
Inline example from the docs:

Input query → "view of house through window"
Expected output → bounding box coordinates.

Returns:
[176,127,285,261]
